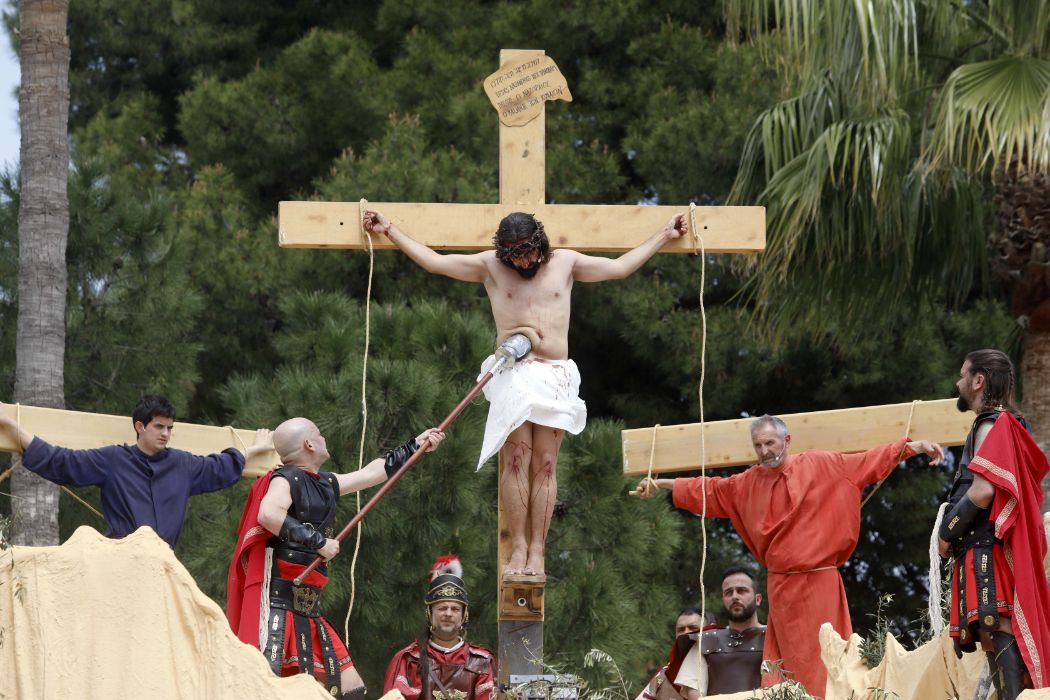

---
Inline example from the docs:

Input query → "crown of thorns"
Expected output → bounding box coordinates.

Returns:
[494,224,547,262]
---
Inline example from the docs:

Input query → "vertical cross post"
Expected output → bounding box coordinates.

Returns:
[496,47,547,691]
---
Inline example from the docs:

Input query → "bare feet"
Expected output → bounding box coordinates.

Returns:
[502,549,546,581]
[524,545,545,578]
[504,548,528,577]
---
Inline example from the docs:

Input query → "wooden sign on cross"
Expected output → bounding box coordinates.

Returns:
[277,48,765,683]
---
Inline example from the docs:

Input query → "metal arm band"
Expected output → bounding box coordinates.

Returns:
[279,514,326,550]
[384,438,420,478]
[939,494,985,542]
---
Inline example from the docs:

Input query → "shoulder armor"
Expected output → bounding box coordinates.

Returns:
[272,465,301,481]
[468,644,494,659]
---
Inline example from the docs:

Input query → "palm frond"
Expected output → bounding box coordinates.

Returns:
[924,55,1050,173]
[723,0,919,103]
[987,0,1050,54]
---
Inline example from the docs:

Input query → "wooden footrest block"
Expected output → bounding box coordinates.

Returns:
[499,576,545,620]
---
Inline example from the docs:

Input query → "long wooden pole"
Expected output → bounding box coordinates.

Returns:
[292,368,498,584]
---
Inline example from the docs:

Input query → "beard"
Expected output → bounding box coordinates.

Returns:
[727,600,758,623]
[956,394,970,412]
[430,621,462,642]
[513,261,541,278]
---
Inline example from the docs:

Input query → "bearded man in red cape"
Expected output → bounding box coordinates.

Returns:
[938,349,1050,700]
[226,416,443,698]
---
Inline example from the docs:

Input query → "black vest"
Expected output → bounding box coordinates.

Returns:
[273,465,339,554]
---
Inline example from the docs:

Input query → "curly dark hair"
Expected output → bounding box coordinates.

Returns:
[493,212,550,267]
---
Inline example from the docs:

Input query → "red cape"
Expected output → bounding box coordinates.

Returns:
[664,624,721,685]
[226,471,276,645]
[970,412,1050,688]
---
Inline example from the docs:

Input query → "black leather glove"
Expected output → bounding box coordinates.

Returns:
[384,438,421,478]
[280,514,326,549]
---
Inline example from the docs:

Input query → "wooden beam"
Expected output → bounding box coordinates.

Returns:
[497,48,547,681]
[622,399,971,476]
[278,201,765,254]
[499,48,545,205]
[0,404,279,478]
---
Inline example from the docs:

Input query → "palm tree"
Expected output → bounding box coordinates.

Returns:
[10,0,71,545]
[725,0,1050,507]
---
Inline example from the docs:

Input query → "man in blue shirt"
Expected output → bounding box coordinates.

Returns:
[0,395,272,548]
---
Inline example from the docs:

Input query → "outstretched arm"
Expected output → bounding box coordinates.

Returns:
[572,214,687,282]
[363,209,488,282]
[334,427,445,495]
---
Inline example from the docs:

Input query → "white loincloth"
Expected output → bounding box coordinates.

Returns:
[476,356,587,469]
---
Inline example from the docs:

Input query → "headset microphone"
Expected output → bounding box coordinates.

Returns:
[765,444,787,466]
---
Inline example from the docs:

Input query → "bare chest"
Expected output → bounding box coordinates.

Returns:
[485,257,574,311]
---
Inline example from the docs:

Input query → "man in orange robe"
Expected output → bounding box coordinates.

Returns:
[634,414,944,696]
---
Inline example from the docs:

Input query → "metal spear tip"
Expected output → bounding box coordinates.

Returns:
[498,334,532,360]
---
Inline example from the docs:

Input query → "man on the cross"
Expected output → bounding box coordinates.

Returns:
[363,208,686,577]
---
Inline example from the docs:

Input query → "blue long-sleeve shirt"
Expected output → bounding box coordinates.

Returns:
[22,436,245,548]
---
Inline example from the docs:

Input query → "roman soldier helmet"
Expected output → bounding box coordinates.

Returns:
[426,554,469,627]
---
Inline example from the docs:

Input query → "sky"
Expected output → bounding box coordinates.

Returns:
[0,26,19,173]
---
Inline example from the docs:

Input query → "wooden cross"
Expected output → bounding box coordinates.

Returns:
[621,398,971,475]
[278,48,765,684]
[0,404,278,476]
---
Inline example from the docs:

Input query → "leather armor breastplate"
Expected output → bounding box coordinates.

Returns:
[947,411,1000,509]
[424,646,491,700]
[701,626,765,695]
[273,466,339,555]
[261,466,343,693]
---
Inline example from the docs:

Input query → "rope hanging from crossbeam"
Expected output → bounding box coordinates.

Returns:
[644,424,661,486]
[344,198,377,644]
[225,425,249,454]
[689,202,711,638]
[648,206,709,661]
[859,399,919,509]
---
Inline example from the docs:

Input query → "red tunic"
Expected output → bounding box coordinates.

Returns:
[384,639,497,700]
[672,438,912,696]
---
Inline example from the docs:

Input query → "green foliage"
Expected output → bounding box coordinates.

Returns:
[625,36,778,203]
[857,593,896,669]
[178,29,390,209]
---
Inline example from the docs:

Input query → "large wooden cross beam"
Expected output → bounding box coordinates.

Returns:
[279,202,764,254]
[621,398,971,475]
[0,404,278,477]
[277,48,766,684]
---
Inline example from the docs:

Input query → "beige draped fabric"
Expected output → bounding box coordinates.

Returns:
[0,526,333,699]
